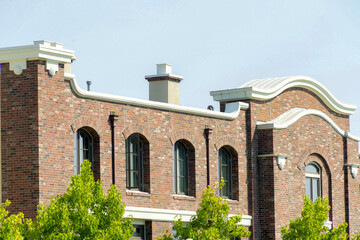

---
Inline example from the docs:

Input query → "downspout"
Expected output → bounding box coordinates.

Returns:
[343,136,350,237]
[109,111,118,185]
[204,125,212,186]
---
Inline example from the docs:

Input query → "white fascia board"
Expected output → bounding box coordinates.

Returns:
[0,43,75,63]
[210,77,356,115]
[256,108,360,141]
[65,73,249,120]
[124,206,252,227]
[210,87,254,101]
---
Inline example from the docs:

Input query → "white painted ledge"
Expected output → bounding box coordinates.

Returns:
[0,40,75,64]
[124,206,252,227]
[210,76,356,115]
[65,73,249,120]
[0,41,75,76]
[257,108,360,141]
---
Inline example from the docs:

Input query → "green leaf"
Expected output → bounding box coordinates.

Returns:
[158,179,251,240]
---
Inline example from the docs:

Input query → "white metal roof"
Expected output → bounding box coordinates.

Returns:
[257,107,360,141]
[210,75,356,115]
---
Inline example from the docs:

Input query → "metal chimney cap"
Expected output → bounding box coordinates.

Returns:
[156,63,172,74]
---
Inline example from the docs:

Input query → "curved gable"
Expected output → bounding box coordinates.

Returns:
[257,108,360,141]
[210,76,356,115]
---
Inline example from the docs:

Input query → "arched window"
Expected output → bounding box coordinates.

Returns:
[174,141,188,195]
[219,147,232,198]
[74,128,93,174]
[306,162,321,201]
[126,134,144,191]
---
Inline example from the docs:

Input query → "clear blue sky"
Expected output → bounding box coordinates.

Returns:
[1,0,360,136]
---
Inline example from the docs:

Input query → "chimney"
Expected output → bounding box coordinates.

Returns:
[145,64,183,105]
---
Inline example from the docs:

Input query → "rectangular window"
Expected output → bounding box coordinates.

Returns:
[132,225,145,240]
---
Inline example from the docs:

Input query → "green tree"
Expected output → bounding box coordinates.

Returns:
[0,200,26,240]
[158,181,251,240]
[281,195,348,240]
[27,160,134,239]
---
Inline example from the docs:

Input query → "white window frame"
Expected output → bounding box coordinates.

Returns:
[305,162,321,202]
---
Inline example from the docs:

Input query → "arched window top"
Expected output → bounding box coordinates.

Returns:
[219,147,231,164]
[175,141,187,153]
[306,162,320,175]
[128,133,149,144]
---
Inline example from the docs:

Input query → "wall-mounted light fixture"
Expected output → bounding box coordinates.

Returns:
[345,163,360,178]
[257,154,289,170]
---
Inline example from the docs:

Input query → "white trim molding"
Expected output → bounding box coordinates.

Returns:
[210,76,356,115]
[64,73,249,120]
[124,206,252,227]
[0,40,75,76]
[256,108,360,141]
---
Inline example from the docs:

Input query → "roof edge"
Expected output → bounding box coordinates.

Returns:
[257,108,360,141]
[210,76,356,116]
[64,73,249,120]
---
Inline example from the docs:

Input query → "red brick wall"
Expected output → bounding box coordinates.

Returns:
[247,87,359,239]
[346,138,360,236]
[1,59,359,239]
[1,62,40,218]
[32,60,249,238]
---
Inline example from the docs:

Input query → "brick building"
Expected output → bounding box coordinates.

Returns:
[0,41,359,239]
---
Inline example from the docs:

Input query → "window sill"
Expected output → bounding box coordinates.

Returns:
[173,194,196,201]
[126,190,150,197]
[224,198,239,204]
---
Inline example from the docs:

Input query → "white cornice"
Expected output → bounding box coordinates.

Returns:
[210,76,356,115]
[0,41,75,76]
[65,73,249,120]
[0,40,75,63]
[124,206,252,227]
[257,108,360,141]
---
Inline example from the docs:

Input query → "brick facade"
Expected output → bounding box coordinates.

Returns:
[0,42,359,239]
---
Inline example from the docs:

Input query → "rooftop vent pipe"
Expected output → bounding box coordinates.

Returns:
[86,81,92,91]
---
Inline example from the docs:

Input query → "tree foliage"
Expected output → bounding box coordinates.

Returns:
[27,160,134,239]
[158,181,251,240]
[281,195,348,240]
[0,200,26,240]
[0,160,134,239]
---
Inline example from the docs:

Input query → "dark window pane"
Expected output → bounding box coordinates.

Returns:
[219,147,232,198]
[126,134,144,190]
[175,142,188,194]
[179,160,185,177]
[132,225,145,240]
[74,129,93,174]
